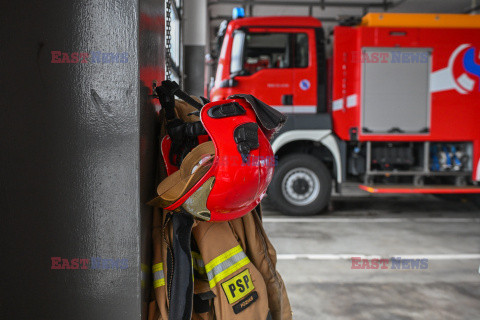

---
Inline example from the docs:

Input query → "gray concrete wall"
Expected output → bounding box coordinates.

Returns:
[184,0,207,96]
[0,0,162,318]
[184,45,206,96]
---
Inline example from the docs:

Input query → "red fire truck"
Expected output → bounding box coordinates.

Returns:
[209,13,480,215]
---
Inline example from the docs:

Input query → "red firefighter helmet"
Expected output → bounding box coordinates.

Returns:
[149,96,285,221]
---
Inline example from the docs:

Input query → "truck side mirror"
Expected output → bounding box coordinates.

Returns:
[219,77,238,88]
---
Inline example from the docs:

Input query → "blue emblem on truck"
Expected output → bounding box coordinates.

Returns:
[299,79,310,91]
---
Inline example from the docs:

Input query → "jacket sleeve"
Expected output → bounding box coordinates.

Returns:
[230,207,293,320]
[152,207,170,320]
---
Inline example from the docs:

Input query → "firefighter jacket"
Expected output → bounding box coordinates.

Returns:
[147,95,292,320]
[149,206,292,320]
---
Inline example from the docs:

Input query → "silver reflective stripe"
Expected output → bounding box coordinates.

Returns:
[154,269,164,281]
[207,250,248,283]
[153,263,165,288]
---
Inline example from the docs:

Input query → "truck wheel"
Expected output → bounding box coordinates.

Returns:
[268,154,332,216]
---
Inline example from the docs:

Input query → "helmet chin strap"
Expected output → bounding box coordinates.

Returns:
[155,80,207,167]
[158,80,204,110]
[169,209,194,320]
[154,80,203,319]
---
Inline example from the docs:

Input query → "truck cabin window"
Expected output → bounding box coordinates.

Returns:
[230,32,309,76]
[230,31,246,75]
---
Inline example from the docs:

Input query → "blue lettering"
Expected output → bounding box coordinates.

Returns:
[420,258,429,269]
[91,51,101,63]
[100,259,110,269]
[410,53,419,63]
[410,259,420,269]
[110,259,121,269]
[119,259,128,269]
[391,257,402,269]
[391,51,402,63]
[103,259,118,269]
[91,257,101,269]
[119,52,129,63]
[419,52,428,63]
[102,52,114,64]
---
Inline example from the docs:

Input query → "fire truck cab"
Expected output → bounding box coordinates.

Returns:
[210,13,480,216]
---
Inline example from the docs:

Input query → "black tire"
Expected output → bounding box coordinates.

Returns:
[267,153,332,216]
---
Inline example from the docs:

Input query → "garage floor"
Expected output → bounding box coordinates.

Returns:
[262,185,480,320]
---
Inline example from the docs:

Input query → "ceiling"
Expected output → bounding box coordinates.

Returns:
[207,0,478,41]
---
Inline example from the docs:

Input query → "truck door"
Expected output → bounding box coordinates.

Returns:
[230,28,317,113]
[292,29,319,114]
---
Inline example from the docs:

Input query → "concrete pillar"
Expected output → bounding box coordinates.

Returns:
[184,0,207,96]
[0,0,163,318]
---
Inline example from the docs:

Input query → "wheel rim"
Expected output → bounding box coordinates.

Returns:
[281,167,320,206]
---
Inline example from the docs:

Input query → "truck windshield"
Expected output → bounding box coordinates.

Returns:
[230,31,308,76]
[230,30,246,74]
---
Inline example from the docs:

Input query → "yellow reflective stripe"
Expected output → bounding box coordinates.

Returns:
[152,262,165,288]
[154,278,165,288]
[152,262,163,273]
[208,257,250,288]
[205,245,243,273]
